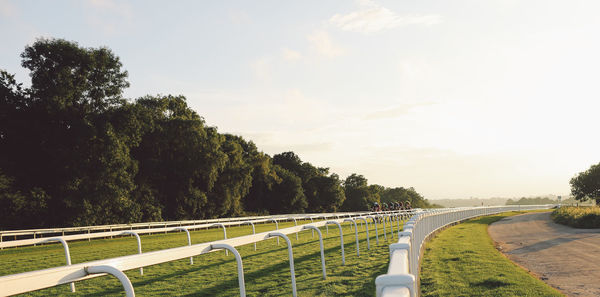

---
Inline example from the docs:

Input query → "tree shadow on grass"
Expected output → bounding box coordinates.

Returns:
[471,278,511,289]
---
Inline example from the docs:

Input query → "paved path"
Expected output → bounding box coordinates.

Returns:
[488,211,600,297]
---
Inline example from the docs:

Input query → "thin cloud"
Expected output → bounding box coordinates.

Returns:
[363,102,437,120]
[229,11,251,24]
[250,57,272,82]
[0,0,17,17]
[281,48,302,61]
[307,30,343,57]
[85,0,133,35]
[87,0,132,18]
[330,0,442,34]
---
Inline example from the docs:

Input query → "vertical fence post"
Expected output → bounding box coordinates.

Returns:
[210,244,246,297]
[119,231,143,275]
[174,227,193,264]
[302,226,327,279]
[367,215,379,244]
[326,221,345,265]
[267,219,280,245]
[290,218,298,241]
[211,223,228,255]
[42,238,75,292]
[266,232,297,297]
[354,217,369,250]
[344,219,360,257]
[241,221,257,251]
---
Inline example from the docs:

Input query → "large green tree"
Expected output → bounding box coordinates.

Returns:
[1,39,139,226]
[130,95,228,220]
[305,174,345,212]
[341,174,379,211]
[273,152,345,212]
[570,162,600,205]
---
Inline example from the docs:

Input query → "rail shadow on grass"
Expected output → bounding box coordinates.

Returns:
[73,227,392,296]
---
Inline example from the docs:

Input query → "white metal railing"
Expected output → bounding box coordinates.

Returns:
[0,210,407,243]
[375,205,555,297]
[0,211,412,249]
[0,211,410,296]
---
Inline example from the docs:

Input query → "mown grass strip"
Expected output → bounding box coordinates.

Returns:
[551,206,600,228]
[420,211,563,297]
[1,219,398,296]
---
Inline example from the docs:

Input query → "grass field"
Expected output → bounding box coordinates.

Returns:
[551,206,600,228]
[1,219,401,296]
[420,211,563,297]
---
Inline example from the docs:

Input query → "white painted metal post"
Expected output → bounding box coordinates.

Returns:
[174,227,193,264]
[302,226,327,279]
[85,265,135,297]
[42,238,75,292]
[290,218,298,241]
[354,217,369,250]
[212,223,228,255]
[344,219,360,257]
[267,232,297,297]
[326,221,345,265]
[120,231,143,275]
[396,214,400,236]
[382,215,387,241]
[210,244,246,297]
[386,214,393,239]
[241,221,257,251]
[306,216,315,238]
[267,219,279,245]
[367,215,379,244]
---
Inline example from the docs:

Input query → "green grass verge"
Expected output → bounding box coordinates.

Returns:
[551,206,600,228]
[1,219,401,296]
[420,211,563,297]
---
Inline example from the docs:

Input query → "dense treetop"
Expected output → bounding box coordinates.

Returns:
[570,162,600,205]
[0,38,435,229]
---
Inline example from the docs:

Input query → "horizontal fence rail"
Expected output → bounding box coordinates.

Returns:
[375,205,555,297]
[0,209,415,296]
[0,210,413,249]
[0,210,412,244]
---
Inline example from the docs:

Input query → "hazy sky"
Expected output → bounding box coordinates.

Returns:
[1,0,599,199]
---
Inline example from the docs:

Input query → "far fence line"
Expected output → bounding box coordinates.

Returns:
[0,210,410,243]
[375,204,554,297]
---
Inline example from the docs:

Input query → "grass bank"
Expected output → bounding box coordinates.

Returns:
[1,219,399,296]
[420,211,562,297]
[551,206,600,228]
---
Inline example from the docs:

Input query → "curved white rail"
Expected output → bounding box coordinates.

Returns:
[375,205,554,297]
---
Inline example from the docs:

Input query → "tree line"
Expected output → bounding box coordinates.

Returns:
[505,197,557,205]
[0,38,435,229]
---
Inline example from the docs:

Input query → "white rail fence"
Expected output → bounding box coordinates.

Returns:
[375,205,554,297]
[0,211,374,243]
[0,210,413,296]
[0,211,411,249]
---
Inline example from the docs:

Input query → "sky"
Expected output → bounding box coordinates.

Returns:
[1,0,599,199]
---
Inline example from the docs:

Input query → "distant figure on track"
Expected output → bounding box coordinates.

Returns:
[371,202,381,212]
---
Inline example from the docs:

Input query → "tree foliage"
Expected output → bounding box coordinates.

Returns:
[570,162,600,205]
[0,38,429,228]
